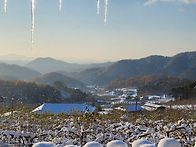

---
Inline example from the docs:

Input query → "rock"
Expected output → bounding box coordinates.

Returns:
[158,138,181,147]
[32,142,55,147]
[107,140,128,147]
[64,145,79,147]
[83,141,103,147]
[132,139,154,147]
[140,144,157,147]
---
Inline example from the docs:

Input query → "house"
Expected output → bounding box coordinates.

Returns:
[32,103,96,114]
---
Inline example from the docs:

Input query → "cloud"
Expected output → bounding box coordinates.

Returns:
[144,0,196,5]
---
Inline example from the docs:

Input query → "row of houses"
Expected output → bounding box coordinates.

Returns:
[97,88,138,98]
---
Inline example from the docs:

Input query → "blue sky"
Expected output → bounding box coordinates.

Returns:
[0,0,196,63]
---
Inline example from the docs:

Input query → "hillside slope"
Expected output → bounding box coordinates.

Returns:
[107,75,190,95]
[32,72,85,89]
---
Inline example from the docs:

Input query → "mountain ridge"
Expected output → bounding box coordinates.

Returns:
[73,51,196,85]
[0,51,195,87]
[26,57,113,74]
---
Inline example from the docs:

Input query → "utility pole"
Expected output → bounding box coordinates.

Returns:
[11,97,14,117]
[135,96,138,111]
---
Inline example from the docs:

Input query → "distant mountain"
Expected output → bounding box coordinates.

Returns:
[163,52,196,76]
[26,57,76,73]
[74,51,196,85]
[26,57,113,74]
[74,55,170,85]
[0,63,41,81]
[32,72,85,89]
[1,51,195,86]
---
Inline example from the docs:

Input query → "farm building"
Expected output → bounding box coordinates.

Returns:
[32,103,95,114]
[142,102,166,111]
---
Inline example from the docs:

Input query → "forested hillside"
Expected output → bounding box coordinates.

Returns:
[107,75,190,95]
[0,80,88,105]
[171,81,196,99]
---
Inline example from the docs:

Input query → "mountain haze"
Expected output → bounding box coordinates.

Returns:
[0,63,41,81]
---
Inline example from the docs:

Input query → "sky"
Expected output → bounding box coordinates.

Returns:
[0,0,196,63]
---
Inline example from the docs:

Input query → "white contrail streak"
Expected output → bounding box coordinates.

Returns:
[104,0,108,24]
[31,0,35,45]
[4,0,8,14]
[97,0,100,14]
[59,0,62,12]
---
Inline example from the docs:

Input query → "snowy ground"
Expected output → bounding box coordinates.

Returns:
[0,112,196,147]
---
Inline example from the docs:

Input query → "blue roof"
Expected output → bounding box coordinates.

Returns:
[126,105,142,112]
[32,103,96,114]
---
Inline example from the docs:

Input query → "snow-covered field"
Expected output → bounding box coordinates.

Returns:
[0,113,196,147]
